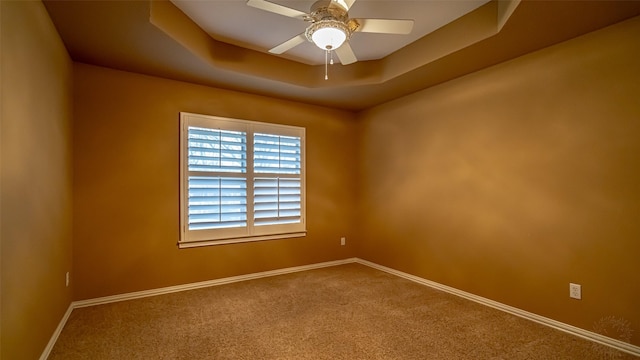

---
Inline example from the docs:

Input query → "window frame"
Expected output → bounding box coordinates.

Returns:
[179,112,306,248]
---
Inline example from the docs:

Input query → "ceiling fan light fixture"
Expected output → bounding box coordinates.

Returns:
[312,27,346,50]
[305,20,350,50]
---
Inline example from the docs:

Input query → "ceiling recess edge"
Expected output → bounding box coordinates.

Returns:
[149,0,521,89]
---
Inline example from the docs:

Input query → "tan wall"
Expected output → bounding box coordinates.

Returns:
[356,16,640,344]
[0,1,74,359]
[72,63,358,300]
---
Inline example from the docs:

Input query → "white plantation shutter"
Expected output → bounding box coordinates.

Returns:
[254,178,301,225]
[187,127,247,231]
[253,133,302,227]
[188,177,247,230]
[254,134,301,174]
[187,127,246,173]
[180,113,305,247]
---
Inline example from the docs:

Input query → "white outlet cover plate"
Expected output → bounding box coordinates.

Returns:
[569,283,581,299]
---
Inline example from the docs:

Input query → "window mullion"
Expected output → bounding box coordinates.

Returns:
[246,127,255,234]
[254,172,298,179]
[277,139,281,220]
[216,178,222,224]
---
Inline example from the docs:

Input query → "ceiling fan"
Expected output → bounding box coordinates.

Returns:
[246,0,415,68]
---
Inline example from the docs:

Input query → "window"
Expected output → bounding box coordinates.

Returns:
[179,112,306,248]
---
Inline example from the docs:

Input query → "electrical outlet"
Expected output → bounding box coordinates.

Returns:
[569,283,581,299]
[340,237,346,246]
[66,272,70,287]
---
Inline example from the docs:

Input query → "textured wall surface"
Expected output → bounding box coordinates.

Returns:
[1,1,74,358]
[72,63,358,300]
[357,17,640,345]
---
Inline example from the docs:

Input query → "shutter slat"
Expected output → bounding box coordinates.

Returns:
[254,150,299,157]
[254,195,279,202]
[278,188,300,195]
[253,160,300,167]
[255,209,300,217]
[189,166,246,173]
[188,138,245,146]
[189,221,247,230]
[279,194,301,201]
[189,203,247,210]
[254,217,300,225]
[254,210,279,219]
[188,153,246,161]
[189,177,246,185]
[254,203,279,211]
[189,213,247,221]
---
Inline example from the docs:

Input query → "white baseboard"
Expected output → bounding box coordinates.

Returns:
[354,258,640,357]
[41,257,640,358]
[73,258,358,308]
[39,304,73,360]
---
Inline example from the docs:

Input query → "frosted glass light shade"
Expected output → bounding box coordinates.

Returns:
[311,27,347,50]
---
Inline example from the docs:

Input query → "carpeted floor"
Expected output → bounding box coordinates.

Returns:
[49,263,636,359]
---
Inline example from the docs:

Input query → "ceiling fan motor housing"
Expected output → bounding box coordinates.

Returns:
[309,0,348,21]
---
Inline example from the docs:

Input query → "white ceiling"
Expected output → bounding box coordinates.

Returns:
[171,0,490,65]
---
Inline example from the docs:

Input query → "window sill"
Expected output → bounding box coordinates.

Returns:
[178,231,307,249]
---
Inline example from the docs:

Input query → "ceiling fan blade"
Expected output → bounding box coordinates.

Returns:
[269,33,307,54]
[354,18,414,34]
[246,0,307,20]
[335,42,357,65]
[333,0,356,11]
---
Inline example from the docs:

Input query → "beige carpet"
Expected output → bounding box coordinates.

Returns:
[49,263,636,359]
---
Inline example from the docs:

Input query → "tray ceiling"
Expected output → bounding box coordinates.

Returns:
[171,0,490,65]
[43,0,640,110]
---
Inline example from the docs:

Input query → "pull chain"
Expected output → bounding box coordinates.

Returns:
[324,45,336,80]
[325,49,328,80]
